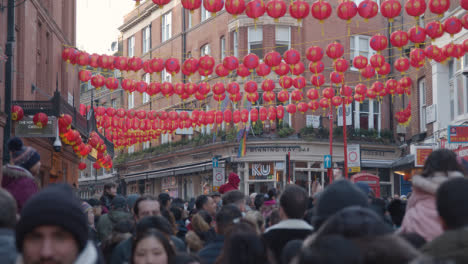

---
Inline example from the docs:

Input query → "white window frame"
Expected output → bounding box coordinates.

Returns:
[354,99,381,131]
[200,44,211,80]
[188,12,192,28]
[275,26,291,55]
[128,92,134,109]
[142,141,150,150]
[220,36,226,60]
[111,98,117,108]
[161,133,172,144]
[143,73,151,103]
[161,69,172,82]
[128,145,135,153]
[248,27,263,58]
[162,12,172,42]
[350,35,375,71]
[142,25,151,54]
[233,31,238,57]
[128,36,135,57]
[201,4,211,21]
[449,58,468,121]
[419,78,426,132]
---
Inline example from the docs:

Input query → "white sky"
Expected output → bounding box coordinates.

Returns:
[76,0,135,54]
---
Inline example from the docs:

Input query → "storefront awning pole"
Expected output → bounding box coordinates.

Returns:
[328,107,334,183]
[343,98,349,179]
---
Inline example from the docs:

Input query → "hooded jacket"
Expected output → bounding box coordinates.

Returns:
[96,210,132,242]
[219,173,240,194]
[399,172,464,241]
[422,227,468,263]
[1,165,38,212]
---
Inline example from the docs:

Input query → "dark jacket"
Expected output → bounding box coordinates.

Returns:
[100,194,113,213]
[198,235,225,264]
[96,210,132,242]
[422,227,468,263]
[0,228,17,264]
[263,219,314,260]
[1,165,38,211]
[111,235,186,264]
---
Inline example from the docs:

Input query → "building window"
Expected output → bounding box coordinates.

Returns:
[419,78,426,132]
[418,14,425,28]
[233,31,238,57]
[142,141,150,150]
[248,26,263,58]
[111,99,117,108]
[128,36,135,57]
[201,4,211,21]
[161,133,172,144]
[450,83,455,120]
[275,26,290,56]
[350,35,374,70]
[142,25,151,54]
[143,73,150,103]
[200,44,211,80]
[354,99,381,131]
[128,145,135,153]
[449,59,468,120]
[128,92,134,109]
[188,11,192,28]
[220,36,226,60]
[162,12,172,42]
[161,69,172,82]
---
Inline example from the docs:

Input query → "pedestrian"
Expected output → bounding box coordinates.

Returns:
[195,195,217,218]
[170,205,188,240]
[185,210,216,252]
[400,149,465,241]
[198,205,242,264]
[126,194,141,215]
[296,235,363,264]
[221,190,246,213]
[15,184,102,264]
[218,172,240,194]
[261,189,277,219]
[97,195,132,242]
[131,229,175,264]
[210,192,222,211]
[244,210,265,235]
[101,220,134,263]
[263,185,313,261]
[421,177,468,262]
[81,201,98,244]
[174,253,201,264]
[100,182,118,213]
[159,193,173,210]
[0,188,18,264]
[2,137,41,211]
[88,198,103,224]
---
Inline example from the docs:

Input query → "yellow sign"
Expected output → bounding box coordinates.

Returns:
[349,167,361,173]
[90,148,98,159]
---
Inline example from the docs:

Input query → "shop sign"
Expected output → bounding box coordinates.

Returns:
[162,176,177,189]
[415,147,433,167]
[448,126,468,143]
[15,116,56,138]
[240,145,311,154]
[426,104,436,124]
[249,163,274,180]
[347,144,361,173]
[306,115,320,128]
[337,104,352,126]
[213,167,225,191]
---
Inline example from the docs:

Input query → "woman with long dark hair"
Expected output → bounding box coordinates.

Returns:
[132,229,176,264]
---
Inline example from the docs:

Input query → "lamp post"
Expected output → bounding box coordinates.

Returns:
[3,0,15,164]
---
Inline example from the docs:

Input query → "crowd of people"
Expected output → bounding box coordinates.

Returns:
[1,138,468,264]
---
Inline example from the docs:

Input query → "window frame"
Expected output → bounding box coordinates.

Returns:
[142,25,151,54]
[201,4,211,21]
[200,44,211,80]
[418,78,426,132]
[162,12,172,42]
[350,35,375,71]
[161,69,172,83]
[128,92,134,109]
[248,26,263,58]
[220,36,226,60]
[275,26,291,56]
[354,99,381,131]
[128,36,135,57]
[233,31,238,57]
[143,73,151,103]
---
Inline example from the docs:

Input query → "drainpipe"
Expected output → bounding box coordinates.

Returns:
[181,6,187,84]
[3,0,15,164]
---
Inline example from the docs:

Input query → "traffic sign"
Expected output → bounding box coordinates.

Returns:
[347,144,361,172]
[324,155,332,169]
[212,157,219,168]
[213,168,225,191]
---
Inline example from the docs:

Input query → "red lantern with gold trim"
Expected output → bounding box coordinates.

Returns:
[105,77,119,91]
[333,58,349,72]
[199,55,215,71]
[399,76,412,88]
[89,53,99,68]
[463,39,468,52]
[274,62,290,76]
[91,75,105,90]
[128,57,143,72]
[286,104,297,115]
[227,82,240,94]
[245,80,258,93]
[462,0,468,10]
[310,74,325,88]
[148,82,162,97]
[330,71,344,84]
[306,46,324,62]
[326,42,344,60]
[266,0,287,21]
[264,51,282,69]
[380,0,401,22]
[311,0,332,23]
[370,54,385,70]
[277,90,289,103]
[212,82,226,96]
[355,83,367,95]
[78,162,87,171]
[405,0,426,18]
[386,79,398,95]
[237,64,251,78]
[250,108,259,124]
[283,49,301,66]
[309,61,325,74]
[259,107,268,122]
[11,105,24,121]
[183,58,199,76]
[429,0,450,17]
[293,76,306,89]
[462,13,468,29]
[319,98,330,110]
[408,26,426,45]
[150,58,165,73]
[224,109,232,123]
[410,48,426,68]
[297,102,308,113]
[353,55,368,70]
[370,34,388,53]
[79,70,92,83]
[377,62,391,76]
[215,64,230,78]
[246,92,259,104]
[308,100,320,111]
[223,56,239,72]
[337,0,358,23]
[225,0,246,17]
[203,0,224,15]
[289,0,310,23]
[182,0,202,12]
[331,96,343,107]
[358,0,378,21]
[425,21,445,41]
[230,93,242,104]
[161,82,174,98]
[152,0,172,7]
[444,17,462,37]
[269,106,278,121]
[291,90,304,102]
[165,58,180,75]
[243,53,260,71]
[322,87,335,100]
[307,88,319,100]
[261,79,275,92]
[246,0,266,22]
[340,85,353,97]
[390,30,409,50]
[33,113,48,128]
[256,63,271,77]
[361,64,376,79]
[394,57,410,74]
[425,45,442,60]
[279,76,293,89]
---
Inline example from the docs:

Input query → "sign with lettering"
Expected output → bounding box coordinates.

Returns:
[337,104,352,126]
[347,144,361,172]
[213,168,225,191]
[306,115,320,128]
[249,163,274,180]
[415,147,433,167]
[15,116,56,138]
[448,126,468,143]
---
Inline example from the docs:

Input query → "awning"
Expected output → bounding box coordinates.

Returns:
[361,159,394,168]
[391,154,415,170]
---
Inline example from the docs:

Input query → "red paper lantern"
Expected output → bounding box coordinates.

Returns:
[319,98,330,109]
[306,46,324,62]
[330,71,344,84]
[263,91,276,104]
[380,0,401,22]
[135,81,148,94]
[428,0,450,17]
[199,55,215,71]
[33,113,48,128]
[307,89,319,100]
[182,0,202,12]
[293,76,306,89]
[11,105,24,121]
[259,107,268,122]
[463,39,468,52]
[424,21,444,41]
[269,106,278,120]
[462,13,468,29]
[405,0,426,18]
[128,57,143,72]
[150,58,165,73]
[410,48,426,68]
[310,74,325,87]
[311,0,332,23]
[462,0,468,10]
[453,44,465,60]
[297,102,308,113]
[394,57,410,74]
[105,77,119,91]
[389,31,408,51]
[148,82,162,96]
[354,94,365,103]
[227,82,240,94]
[243,53,260,70]
[183,58,199,76]
[91,75,105,90]
[246,0,266,22]
[289,0,310,22]
[230,93,242,104]
[367,89,377,100]
[308,100,320,111]
[322,87,335,99]
[340,85,353,97]
[165,58,180,75]
[337,0,358,23]
[351,56,367,70]
[274,62,290,76]
[291,89,304,102]
[152,0,172,7]
[386,79,398,95]
[223,56,239,72]
[256,63,272,77]
[247,92,259,105]
[89,53,99,68]
[79,70,92,83]
[212,82,225,96]
[425,45,442,60]
[333,58,349,72]
[444,17,462,37]
[377,62,391,76]
[78,162,87,171]
[399,76,412,88]
[215,64,230,78]
[240,109,249,123]
[261,79,275,92]
[370,54,385,70]
[277,90,289,103]
[309,61,325,74]
[408,26,426,44]
[224,109,232,123]
[292,62,305,76]
[355,83,367,95]
[161,82,174,98]
[361,64,375,79]
[266,0,287,21]
[286,104,297,114]
[279,76,293,89]
[370,34,388,53]
[358,0,379,21]
[76,51,90,67]
[203,0,224,15]
[225,0,246,17]
[237,64,251,78]
[283,49,301,66]
[264,51,282,68]
[326,42,344,60]
[331,96,343,107]
[244,81,258,93]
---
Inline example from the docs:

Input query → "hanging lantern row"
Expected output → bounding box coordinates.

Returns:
[395,101,412,126]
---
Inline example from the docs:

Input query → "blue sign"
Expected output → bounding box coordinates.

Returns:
[324,155,332,169]
[212,157,219,168]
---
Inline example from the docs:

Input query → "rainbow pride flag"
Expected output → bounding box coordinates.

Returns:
[237,129,247,158]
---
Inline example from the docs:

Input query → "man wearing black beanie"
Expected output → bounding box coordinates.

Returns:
[15,184,99,264]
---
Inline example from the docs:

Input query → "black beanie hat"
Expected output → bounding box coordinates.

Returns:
[313,180,369,228]
[16,184,88,252]
[8,137,41,171]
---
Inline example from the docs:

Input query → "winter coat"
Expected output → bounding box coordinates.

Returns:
[399,172,464,241]
[96,210,132,242]
[219,173,240,194]
[0,228,17,264]
[261,199,277,219]
[422,227,468,263]
[198,235,225,264]
[100,194,113,213]
[1,165,38,212]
